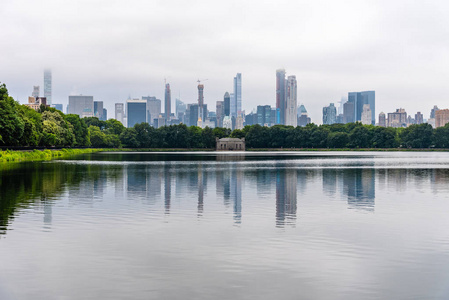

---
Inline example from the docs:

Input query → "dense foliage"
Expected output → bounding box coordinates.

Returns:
[2,82,449,149]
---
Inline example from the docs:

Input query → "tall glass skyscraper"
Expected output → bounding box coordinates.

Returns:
[44,69,52,106]
[348,91,375,125]
[276,69,286,125]
[223,92,230,117]
[165,83,171,121]
[233,73,242,116]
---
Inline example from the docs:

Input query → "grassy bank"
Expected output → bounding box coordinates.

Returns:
[0,148,103,163]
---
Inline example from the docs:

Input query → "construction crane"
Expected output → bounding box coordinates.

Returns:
[197,78,208,85]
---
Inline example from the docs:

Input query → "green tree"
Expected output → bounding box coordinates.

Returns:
[41,111,75,147]
[327,132,349,148]
[120,128,139,148]
[65,114,90,146]
[0,83,25,145]
[434,123,449,148]
[400,124,433,148]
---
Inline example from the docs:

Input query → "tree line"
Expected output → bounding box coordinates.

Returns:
[2,82,449,149]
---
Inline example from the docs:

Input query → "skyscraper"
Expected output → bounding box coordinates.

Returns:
[143,96,161,126]
[378,112,386,127]
[229,93,235,118]
[348,91,375,125]
[216,101,224,128]
[68,95,94,118]
[127,99,147,128]
[323,103,337,125]
[44,69,52,106]
[223,92,230,117]
[32,86,40,98]
[198,84,204,122]
[276,69,286,125]
[233,73,242,116]
[115,103,125,125]
[415,112,423,124]
[165,83,171,122]
[175,98,186,119]
[285,75,297,126]
[361,104,372,125]
[94,101,105,120]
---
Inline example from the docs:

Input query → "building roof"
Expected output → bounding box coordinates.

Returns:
[218,138,244,142]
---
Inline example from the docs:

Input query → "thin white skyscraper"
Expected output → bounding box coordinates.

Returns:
[285,75,297,126]
[44,69,52,106]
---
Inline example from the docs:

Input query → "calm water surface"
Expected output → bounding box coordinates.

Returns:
[1,151,449,299]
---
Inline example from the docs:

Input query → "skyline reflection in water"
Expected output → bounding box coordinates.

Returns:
[2,152,449,299]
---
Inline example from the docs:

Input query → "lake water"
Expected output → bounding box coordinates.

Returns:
[1,151,449,299]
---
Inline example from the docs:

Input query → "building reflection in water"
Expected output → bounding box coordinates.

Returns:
[164,165,171,214]
[343,169,375,211]
[276,169,297,228]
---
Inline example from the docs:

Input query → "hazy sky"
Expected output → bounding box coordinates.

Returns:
[1,0,449,123]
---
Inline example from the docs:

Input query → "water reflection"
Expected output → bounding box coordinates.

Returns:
[3,157,449,235]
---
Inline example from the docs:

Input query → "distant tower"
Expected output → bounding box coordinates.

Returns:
[198,83,204,123]
[233,73,242,116]
[286,75,297,126]
[44,69,52,106]
[276,69,286,125]
[165,83,171,121]
[32,86,40,98]
[223,92,230,117]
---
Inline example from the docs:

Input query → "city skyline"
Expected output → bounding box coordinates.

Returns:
[2,1,449,124]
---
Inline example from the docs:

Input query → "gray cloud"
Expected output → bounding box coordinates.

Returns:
[1,0,449,123]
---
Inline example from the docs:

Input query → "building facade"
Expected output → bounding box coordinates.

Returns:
[285,75,297,126]
[347,91,375,125]
[387,108,407,128]
[378,112,386,127]
[276,69,286,125]
[127,99,147,128]
[165,83,171,122]
[233,73,242,116]
[323,103,337,125]
[143,96,161,126]
[415,112,423,124]
[115,103,124,124]
[216,138,245,151]
[32,86,40,98]
[361,104,372,125]
[68,95,94,118]
[44,69,52,106]
[435,109,449,128]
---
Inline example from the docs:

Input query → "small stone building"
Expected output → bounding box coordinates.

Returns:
[216,138,245,151]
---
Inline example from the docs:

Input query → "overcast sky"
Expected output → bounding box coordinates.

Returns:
[1,0,449,123]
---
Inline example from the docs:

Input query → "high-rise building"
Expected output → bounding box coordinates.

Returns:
[348,91,375,125]
[256,105,272,126]
[435,109,449,128]
[223,92,230,117]
[286,75,297,126]
[68,95,94,118]
[378,112,386,127]
[216,101,224,128]
[361,104,372,125]
[415,112,423,124]
[198,84,204,122]
[276,69,286,124]
[127,99,147,128]
[143,96,161,125]
[387,108,407,128]
[343,101,355,123]
[430,105,439,119]
[32,86,40,98]
[115,103,125,124]
[94,101,104,120]
[233,73,242,115]
[323,103,337,125]
[44,69,52,106]
[230,93,236,118]
[51,104,63,112]
[175,98,186,119]
[165,83,171,122]
[102,108,107,120]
